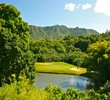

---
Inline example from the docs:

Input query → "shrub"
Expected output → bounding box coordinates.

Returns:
[0,79,48,100]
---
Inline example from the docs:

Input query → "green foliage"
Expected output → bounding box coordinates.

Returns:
[65,51,88,67]
[100,80,110,94]
[30,38,87,67]
[0,3,20,21]
[0,3,35,86]
[45,84,63,100]
[45,85,110,100]
[0,79,48,100]
[74,38,91,52]
[62,88,86,100]
[30,33,110,66]
[87,41,110,84]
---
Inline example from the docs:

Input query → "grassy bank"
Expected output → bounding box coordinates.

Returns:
[35,62,86,75]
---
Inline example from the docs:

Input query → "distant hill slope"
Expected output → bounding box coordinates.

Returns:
[29,25,99,40]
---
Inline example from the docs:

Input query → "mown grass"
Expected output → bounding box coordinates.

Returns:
[35,62,86,75]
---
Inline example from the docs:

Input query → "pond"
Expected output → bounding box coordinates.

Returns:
[35,73,94,91]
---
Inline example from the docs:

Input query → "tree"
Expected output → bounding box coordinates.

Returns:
[74,39,91,52]
[0,3,35,86]
[87,41,110,84]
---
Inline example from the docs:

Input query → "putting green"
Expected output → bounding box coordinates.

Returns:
[35,62,86,75]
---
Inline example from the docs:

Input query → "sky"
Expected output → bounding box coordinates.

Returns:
[1,0,110,33]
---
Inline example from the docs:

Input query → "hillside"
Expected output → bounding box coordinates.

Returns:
[29,25,99,40]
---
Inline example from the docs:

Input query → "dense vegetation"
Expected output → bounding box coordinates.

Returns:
[29,25,99,40]
[1,3,110,100]
[0,3,35,86]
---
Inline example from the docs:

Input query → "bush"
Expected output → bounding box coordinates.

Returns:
[0,79,48,100]
[100,80,110,94]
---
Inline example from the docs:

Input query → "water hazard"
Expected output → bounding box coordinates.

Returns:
[35,73,94,91]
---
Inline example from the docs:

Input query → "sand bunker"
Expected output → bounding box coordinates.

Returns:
[69,68,82,71]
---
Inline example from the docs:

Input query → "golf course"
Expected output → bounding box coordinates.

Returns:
[35,62,87,75]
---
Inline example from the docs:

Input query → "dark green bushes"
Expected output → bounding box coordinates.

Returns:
[45,84,110,100]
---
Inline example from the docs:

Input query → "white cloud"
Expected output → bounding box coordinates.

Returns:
[64,3,76,12]
[94,0,110,16]
[82,3,92,10]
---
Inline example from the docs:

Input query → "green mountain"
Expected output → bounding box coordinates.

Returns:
[29,25,99,40]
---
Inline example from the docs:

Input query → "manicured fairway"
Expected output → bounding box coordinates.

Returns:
[35,62,86,75]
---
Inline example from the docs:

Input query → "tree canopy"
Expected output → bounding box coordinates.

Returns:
[87,41,110,84]
[0,3,35,86]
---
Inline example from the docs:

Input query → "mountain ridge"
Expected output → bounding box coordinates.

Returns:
[29,25,99,40]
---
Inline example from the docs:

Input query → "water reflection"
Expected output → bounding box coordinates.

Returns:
[59,76,92,91]
[35,73,94,91]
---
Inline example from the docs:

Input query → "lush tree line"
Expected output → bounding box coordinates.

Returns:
[30,33,110,64]
[1,3,110,100]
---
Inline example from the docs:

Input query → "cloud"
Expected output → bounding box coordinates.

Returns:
[82,3,92,10]
[94,0,110,16]
[64,3,76,12]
